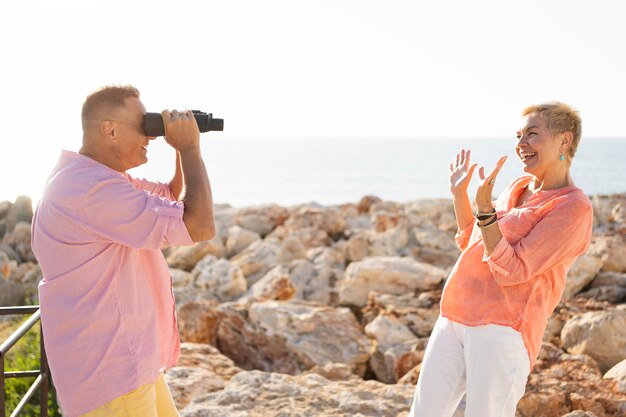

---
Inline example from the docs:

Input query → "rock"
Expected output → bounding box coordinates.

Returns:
[518,349,625,417]
[213,205,237,242]
[2,221,36,263]
[0,277,25,306]
[216,300,372,376]
[590,236,626,273]
[166,366,225,410]
[413,226,457,252]
[357,195,382,214]
[230,239,281,286]
[561,411,600,417]
[369,227,410,257]
[177,300,220,345]
[306,247,345,270]
[1,196,32,235]
[20,264,42,301]
[246,266,297,301]
[343,233,370,262]
[167,238,226,271]
[0,244,20,262]
[225,225,261,258]
[563,254,603,300]
[283,206,347,238]
[235,204,289,237]
[191,255,247,302]
[288,259,343,305]
[12,196,33,224]
[561,309,626,373]
[8,261,35,283]
[361,292,440,338]
[0,251,11,279]
[167,342,243,410]
[365,314,421,383]
[576,286,626,303]
[591,271,626,288]
[275,236,307,263]
[302,362,359,381]
[170,268,193,288]
[338,256,446,307]
[604,359,626,393]
[176,342,242,381]
[181,370,415,417]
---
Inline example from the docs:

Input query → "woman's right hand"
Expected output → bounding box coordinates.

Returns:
[449,149,478,197]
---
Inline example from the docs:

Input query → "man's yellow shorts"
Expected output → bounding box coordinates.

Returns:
[81,373,178,417]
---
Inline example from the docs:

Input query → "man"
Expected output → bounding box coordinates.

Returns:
[31,85,215,416]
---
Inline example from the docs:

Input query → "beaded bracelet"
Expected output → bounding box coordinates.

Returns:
[475,208,496,221]
[477,214,498,228]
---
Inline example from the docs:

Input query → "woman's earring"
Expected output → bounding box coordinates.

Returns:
[559,153,565,161]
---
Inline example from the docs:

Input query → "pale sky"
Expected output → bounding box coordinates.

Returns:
[1,0,625,204]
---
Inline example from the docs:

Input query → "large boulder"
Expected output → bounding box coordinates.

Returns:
[562,254,603,301]
[180,370,414,417]
[364,314,422,383]
[518,343,625,417]
[561,309,626,373]
[230,239,281,286]
[338,256,446,307]
[167,239,226,271]
[604,359,626,393]
[166,342,242,410]
[191,255,247,302]
[235,204,289,237]
[216,300,372,376]
[589,236,626,273]
[225,225,261,258]
[0,277,25,306]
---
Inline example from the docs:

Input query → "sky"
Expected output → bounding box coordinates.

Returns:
[1,0,625,205]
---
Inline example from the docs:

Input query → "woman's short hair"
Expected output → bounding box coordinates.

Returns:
[81,85,140,130]
[522,102,582,159]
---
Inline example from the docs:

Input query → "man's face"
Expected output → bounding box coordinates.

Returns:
[112,97,155,171]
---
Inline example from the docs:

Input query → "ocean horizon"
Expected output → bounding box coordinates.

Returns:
[131,136,625,208]
[8,137,625,209]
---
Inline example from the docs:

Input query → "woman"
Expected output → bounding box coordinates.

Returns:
[409,102,593,417]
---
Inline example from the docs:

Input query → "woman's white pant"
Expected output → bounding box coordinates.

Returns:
[408,316,531,417]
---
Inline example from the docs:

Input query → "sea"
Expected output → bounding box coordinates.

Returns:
[131,137,625,208]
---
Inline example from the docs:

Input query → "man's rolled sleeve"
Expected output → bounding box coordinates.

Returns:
[82,176,193,249]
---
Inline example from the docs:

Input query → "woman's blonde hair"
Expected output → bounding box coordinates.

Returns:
[522,102,582,159]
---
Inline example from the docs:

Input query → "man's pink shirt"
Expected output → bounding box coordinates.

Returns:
[441,175,593,369]
[31,150,194,417]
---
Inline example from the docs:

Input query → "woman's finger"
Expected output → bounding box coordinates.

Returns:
[484,156,508,184]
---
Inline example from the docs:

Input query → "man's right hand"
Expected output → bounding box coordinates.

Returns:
[162,109,200,151]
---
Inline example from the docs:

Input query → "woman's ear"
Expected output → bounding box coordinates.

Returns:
[560,131,573,154]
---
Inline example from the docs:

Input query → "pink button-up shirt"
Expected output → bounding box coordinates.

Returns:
[31,150,194,417]
[441,175,593,369]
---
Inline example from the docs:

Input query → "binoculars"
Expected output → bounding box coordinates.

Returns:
[143,111,224,137]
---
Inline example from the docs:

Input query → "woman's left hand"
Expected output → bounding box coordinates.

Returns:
[476,156,507,212]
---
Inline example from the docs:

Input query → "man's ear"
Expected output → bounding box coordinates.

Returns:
[101,120,116,140]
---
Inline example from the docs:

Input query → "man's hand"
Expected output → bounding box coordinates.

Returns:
[162,110,200,152]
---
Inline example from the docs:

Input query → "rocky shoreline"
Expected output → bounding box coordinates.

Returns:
[1,193,625,417]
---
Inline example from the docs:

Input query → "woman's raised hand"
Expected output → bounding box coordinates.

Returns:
[449,149,478,197]
[475,156,507,212]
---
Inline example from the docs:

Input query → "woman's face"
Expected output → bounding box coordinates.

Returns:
[515,114,564,179]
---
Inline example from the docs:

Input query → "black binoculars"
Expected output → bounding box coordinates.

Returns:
[143,111,224,137]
